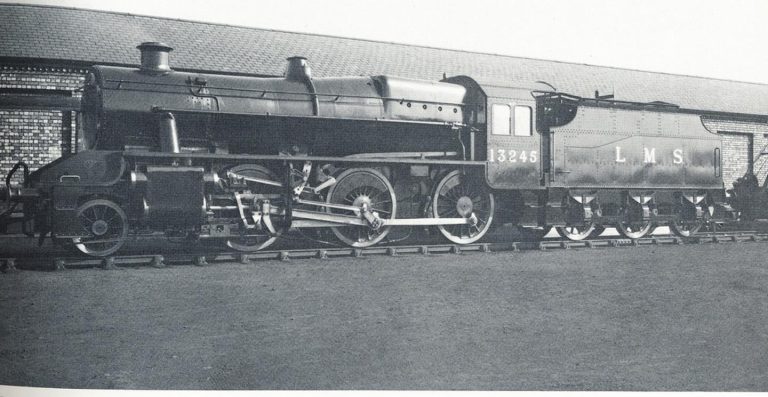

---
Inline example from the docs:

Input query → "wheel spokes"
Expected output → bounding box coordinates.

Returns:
[73,199,128,257]
[433,171,494,244]
[328,168,396,248]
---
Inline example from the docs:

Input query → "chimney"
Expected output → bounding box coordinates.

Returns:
[284,56,312,81]
[137,42,173,74]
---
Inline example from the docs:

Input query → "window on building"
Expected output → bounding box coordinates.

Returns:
[514,106,532,136]
[491,104,511,135]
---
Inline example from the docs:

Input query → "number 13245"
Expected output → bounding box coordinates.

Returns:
[488,149,538,163]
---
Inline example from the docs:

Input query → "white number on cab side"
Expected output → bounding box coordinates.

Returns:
[488,148,538,163]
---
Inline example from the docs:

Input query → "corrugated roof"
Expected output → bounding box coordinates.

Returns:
[2,3,768,116]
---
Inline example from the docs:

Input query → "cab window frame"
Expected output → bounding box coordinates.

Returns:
[513,105,532,137]
[491,103,511,136]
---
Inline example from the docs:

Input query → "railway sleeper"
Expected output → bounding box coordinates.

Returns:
[2,230,766,271]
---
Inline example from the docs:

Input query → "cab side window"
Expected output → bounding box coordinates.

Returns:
[491,104,511,135]
[492,104,533,136]
[514,106,532,136]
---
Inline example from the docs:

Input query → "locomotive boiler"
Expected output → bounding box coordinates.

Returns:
[0,42,738,256]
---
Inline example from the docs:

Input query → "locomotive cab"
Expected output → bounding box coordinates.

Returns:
[444,76,555,190]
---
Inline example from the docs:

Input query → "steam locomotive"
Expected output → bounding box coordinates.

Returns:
[0,42,749,256]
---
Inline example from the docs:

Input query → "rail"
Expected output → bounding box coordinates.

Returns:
[1,230,765,272]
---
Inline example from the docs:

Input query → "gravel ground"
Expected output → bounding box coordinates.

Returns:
[0,242,767,390]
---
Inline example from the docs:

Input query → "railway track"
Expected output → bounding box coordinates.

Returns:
[1,230,765,272]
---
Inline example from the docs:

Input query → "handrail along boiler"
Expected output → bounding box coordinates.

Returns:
[0,42,745,256]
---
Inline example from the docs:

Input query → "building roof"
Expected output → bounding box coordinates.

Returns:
[2,3,768,116]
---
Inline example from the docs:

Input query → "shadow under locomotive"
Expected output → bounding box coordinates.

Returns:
[2,42,764,257]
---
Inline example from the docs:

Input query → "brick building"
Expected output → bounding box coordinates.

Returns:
[2,3,768,189]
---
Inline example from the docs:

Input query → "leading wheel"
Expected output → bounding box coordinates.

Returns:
[327,168,396,248]
[73,199,128,257]
[557,223,597,241]
[669,219,703,238]
[616,220,655,239]
[432,170,495,244]
[225,164,282,252]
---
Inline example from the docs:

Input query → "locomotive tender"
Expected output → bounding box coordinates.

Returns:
[0,42,736,256]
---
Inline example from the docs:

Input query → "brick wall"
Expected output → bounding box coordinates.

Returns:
[720,132,751,191]
[0,64,86,183]
[703,118,768,190]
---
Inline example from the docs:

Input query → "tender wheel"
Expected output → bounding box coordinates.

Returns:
[589,225,606,238]
[327,168,396,248]
[225,164,282,252]
[669,219,703,238]
[616,221,655,239]
[557,223,597,241]
[518,226,552,241]
[432,170,494,244]
[73,199,128,257]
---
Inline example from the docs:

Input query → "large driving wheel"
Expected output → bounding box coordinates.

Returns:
[73,199,129,257]
[557,223,598,241]
[225,164,282,252]
[327,168,396,247]
[432,170,495,244]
